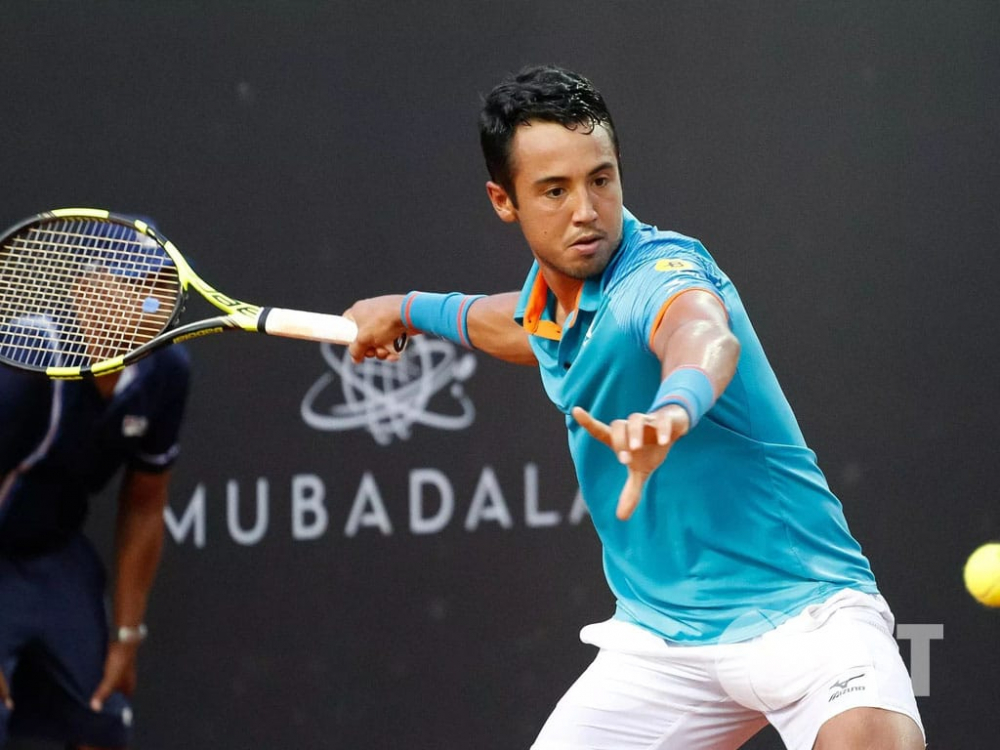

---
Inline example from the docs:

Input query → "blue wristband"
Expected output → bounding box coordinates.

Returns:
[649,367,715,428]
[400,292,485,349]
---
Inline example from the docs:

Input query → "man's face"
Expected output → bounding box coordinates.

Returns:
[71,268,177,362]
[491,120,623,282]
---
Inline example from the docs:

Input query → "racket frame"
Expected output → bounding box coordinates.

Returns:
[0,208,364,379]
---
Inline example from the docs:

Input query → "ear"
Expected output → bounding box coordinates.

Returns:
[485,181,518,224]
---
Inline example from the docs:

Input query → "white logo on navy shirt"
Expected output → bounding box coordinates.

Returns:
[122,415,149,437]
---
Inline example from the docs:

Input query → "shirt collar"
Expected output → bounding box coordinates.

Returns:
[519,267,570,341]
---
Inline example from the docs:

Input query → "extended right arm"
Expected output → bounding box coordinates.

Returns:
[345,292,536,366]
[465,293,536,365]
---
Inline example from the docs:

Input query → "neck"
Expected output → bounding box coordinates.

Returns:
[92,372,122,400]
[541,271,583,326]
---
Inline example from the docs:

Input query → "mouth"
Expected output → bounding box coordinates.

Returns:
[569,234,605,255]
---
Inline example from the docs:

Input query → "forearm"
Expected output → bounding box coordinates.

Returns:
[648,291,740,427]
[361,290,536,365]
[112,473,168,630]
[466,293,537,365]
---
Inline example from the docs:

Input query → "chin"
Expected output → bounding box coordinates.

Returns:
[566,257,611,280]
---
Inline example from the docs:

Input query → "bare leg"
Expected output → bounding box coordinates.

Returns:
[813,707,924,750]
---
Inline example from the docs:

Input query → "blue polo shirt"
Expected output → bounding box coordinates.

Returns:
[0,347,190,557]
[515,209,877,644]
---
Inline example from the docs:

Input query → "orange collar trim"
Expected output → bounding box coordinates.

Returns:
[522,272,583,342]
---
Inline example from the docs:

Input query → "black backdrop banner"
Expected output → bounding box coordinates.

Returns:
[2,1,998,748]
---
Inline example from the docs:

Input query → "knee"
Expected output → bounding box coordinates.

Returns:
[814,707,924,750]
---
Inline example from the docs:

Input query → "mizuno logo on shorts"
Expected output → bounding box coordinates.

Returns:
[828,672,867,701]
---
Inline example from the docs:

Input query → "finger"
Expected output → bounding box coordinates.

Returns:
[646,410,673,446]
[90,678,113,712]
[616,470,648,520]
[626,412,650,450]
[649,405,689,445]
[571,407,612,447]
[610,418,631,462]
[347,341,366,364]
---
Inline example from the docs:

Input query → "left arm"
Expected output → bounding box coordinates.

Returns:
[89,467,171,711]
[572,289,740,520]
[650,289,740,388]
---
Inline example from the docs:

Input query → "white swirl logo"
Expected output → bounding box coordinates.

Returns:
[301,337,477,445]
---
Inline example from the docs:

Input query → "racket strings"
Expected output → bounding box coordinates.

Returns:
[0,219,182,370]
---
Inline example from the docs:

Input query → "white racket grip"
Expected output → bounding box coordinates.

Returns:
[261,307,358,344]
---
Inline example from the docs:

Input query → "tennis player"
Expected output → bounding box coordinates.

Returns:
[0,338,189,747]
[345,65,924,749]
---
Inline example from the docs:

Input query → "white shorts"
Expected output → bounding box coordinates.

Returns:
[531,589,924,750]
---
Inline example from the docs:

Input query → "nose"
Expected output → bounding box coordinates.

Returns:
[571,188,598,225]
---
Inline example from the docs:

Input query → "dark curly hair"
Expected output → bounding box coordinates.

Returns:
[479,65,621,206]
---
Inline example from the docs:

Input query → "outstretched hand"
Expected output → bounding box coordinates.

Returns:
[571,404,690,520]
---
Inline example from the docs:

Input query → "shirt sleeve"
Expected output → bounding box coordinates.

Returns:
[130,348,192,473]
[606,237,729,351]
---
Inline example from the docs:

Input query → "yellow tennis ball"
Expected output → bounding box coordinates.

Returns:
[964,543,1000,607]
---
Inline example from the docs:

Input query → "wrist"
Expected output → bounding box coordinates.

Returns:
[649,366,716,428]
[112,623,148,645]
[400,292,484,349]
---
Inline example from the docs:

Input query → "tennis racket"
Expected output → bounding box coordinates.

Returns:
[0,208,405,379]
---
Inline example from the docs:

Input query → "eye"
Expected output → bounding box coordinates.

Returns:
[545,186,566,198]
[594,175,610,188]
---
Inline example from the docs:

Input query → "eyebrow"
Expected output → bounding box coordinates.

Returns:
[533,161,616,187]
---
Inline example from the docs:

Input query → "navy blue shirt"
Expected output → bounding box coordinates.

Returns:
[0,347,190,556]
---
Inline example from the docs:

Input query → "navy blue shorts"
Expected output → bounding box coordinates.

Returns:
[0,534,132,748]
